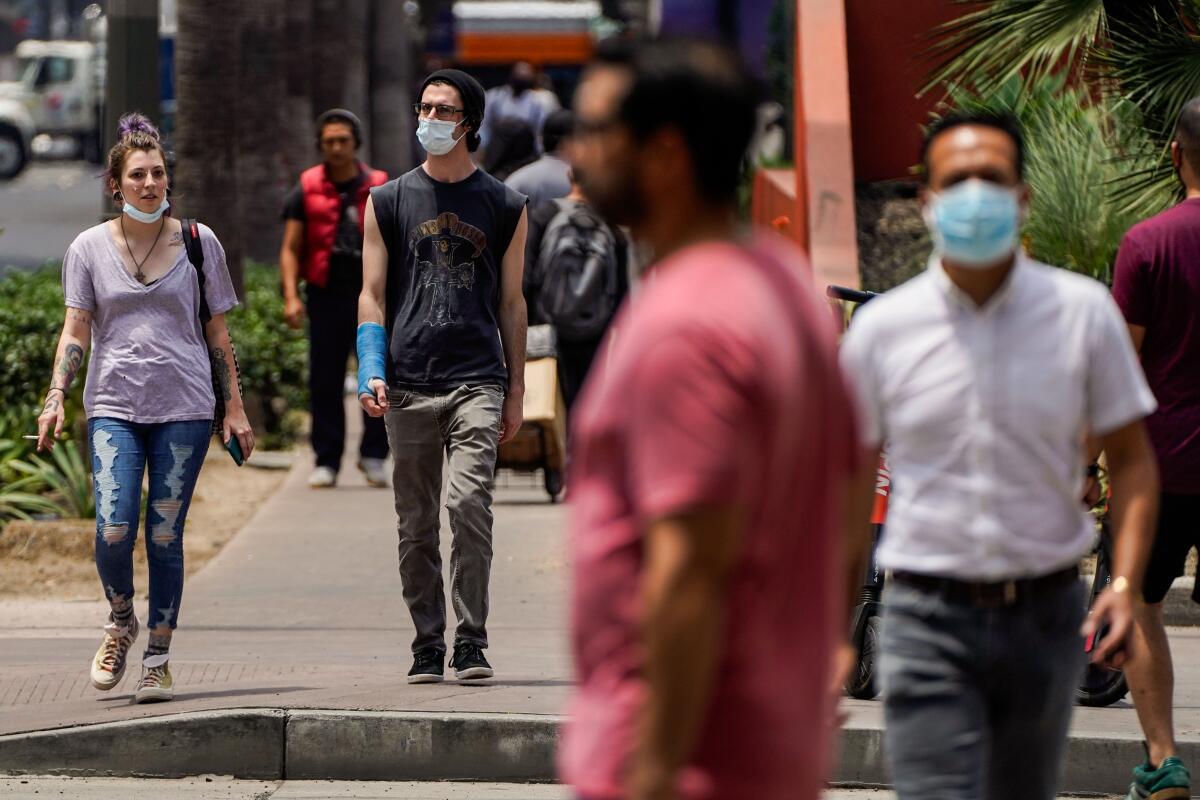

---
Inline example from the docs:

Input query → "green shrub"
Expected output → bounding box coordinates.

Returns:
[0,262,309,454]
[227,263,309,450]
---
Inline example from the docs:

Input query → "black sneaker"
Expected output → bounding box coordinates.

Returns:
[407,648,445,684]
[451,642,494,680]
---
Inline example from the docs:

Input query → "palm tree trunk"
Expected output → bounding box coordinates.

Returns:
[283,0,316,182]
[313,0,370,153]
[236,0,288,264]
[174,0,244,296]
[369,0,415,177]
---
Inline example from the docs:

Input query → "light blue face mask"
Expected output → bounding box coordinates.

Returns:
[416,117,466,156]
[924,179,1022,269]
[123,196,170,223]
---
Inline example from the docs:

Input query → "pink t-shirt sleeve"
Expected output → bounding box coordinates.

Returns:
[627,327,755,521]
[1112,233,1150,326]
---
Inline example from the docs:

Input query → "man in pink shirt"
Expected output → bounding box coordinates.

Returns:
[559,39,871,800]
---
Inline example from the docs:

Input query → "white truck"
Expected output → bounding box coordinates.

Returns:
[0,39,104,165]
[0,95,35,179]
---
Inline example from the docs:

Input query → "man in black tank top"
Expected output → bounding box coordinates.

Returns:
[358,68,529,684]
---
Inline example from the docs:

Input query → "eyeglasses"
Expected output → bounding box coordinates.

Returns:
[413,102,465,120]
[574,116,621,136]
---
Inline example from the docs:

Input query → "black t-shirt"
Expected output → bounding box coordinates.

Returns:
[371,167,527,391]
[282,170,367,295]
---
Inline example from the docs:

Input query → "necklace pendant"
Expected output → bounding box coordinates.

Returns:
[136,270,147,284]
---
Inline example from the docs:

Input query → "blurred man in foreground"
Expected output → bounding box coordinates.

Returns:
[559,39,869,800]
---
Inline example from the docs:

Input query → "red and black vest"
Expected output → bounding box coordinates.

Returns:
[299,162,388,287]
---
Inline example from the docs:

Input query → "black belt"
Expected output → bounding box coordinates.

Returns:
[892,566,1079,608]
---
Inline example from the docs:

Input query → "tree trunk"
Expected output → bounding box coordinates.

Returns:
[283,0,315,182]
[313,0,371,154]
[369,0,415,178]
[236,0,288,264]
[175,0,244,296]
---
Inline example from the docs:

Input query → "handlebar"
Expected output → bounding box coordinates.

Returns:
[826,285,879,305]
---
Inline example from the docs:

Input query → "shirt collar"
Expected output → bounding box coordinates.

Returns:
[930,250,1026,315]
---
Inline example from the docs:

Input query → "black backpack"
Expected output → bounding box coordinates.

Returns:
[535,199,621,342]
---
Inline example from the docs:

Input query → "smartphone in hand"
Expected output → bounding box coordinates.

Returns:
[225,436,245,466]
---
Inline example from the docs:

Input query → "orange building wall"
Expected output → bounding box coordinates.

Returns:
[844,0,960,182]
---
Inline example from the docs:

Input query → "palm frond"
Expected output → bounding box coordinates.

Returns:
[1097,9,1200,139]
[922,0,1106,96]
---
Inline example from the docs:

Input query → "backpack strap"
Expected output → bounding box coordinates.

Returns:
[180,218,211,326]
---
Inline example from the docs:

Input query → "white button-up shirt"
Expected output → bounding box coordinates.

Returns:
[840,254,1156,580]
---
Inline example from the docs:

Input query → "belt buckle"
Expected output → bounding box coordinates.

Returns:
[971,580,1018,608]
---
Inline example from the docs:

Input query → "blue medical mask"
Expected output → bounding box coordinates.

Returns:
[123,197,170,223]
[923,179,1023,269]
[417,117,465,156]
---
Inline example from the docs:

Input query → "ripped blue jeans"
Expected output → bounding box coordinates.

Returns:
[90,418,211,632]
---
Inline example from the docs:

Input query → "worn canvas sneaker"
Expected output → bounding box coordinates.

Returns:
[451,642,494,681]
[308,466,337,488]
[408,648,445,684]
[358,458,389,488]
[1126,755,1190,800]
[90,615,140,691]
[134,654,174,703]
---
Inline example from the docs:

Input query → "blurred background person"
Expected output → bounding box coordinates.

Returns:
[506,109,574,210]
[524,166,628,415]
[560,39,868,800]
[480,61,550,155]
[279,109,390,490]
[1108,96,1200,800]
[480,117,538,182]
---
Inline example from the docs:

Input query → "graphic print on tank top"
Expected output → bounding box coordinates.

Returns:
[408,212,489,328]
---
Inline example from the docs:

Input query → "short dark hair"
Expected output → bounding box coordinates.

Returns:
[595,38,764,206]
[920,111,1026,182]
[1174,97,1200,173]
[541,109,575,153]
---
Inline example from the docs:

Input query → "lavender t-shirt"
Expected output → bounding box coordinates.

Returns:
[62,222,238,423]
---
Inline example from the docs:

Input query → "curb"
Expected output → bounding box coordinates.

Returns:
[2,708,1195,794]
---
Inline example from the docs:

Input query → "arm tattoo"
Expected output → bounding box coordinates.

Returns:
[42,394,61,413]
[211,347,233,402]
[66,307,92,324]
[52,343,84,392]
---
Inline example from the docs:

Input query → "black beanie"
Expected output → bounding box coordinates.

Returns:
[420,69,486,151]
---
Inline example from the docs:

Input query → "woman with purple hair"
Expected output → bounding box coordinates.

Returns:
[35,112,253,703]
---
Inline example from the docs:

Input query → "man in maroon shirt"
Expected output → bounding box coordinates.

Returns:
[1111,97,1200,799]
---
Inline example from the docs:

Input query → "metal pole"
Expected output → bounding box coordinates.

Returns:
[102,0,160,220]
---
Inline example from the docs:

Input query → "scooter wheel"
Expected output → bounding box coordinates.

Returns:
[846,614,882,700]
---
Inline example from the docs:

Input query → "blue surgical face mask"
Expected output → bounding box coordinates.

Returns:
[923,179,1023,269]
[123,197,170,223]
[417,117,465,156]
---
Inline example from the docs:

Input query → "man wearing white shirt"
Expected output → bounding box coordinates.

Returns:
[840,111,1161,800]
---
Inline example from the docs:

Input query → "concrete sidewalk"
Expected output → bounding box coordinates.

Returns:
[3,416,1200,793]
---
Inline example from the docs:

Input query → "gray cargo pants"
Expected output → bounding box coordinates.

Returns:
[384,384,503,654]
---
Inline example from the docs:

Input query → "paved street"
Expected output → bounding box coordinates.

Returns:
[0,777,915,799]
[0,161,102,272]
[2,408,1200,794]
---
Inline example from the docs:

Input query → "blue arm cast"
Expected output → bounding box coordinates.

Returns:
[356,322,387,398]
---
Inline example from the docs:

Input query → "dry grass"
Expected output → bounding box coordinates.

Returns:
[0,449,289,599]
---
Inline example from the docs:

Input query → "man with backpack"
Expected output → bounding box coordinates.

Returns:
[525,168,628,412]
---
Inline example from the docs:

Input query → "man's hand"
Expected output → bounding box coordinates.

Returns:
[360,378,389,417]
[499,390,523,443]
[627,758,675,800]
[283,295,306,330]
[1082,584,1135,669]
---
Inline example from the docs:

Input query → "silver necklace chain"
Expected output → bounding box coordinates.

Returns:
[120,215,166,284]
